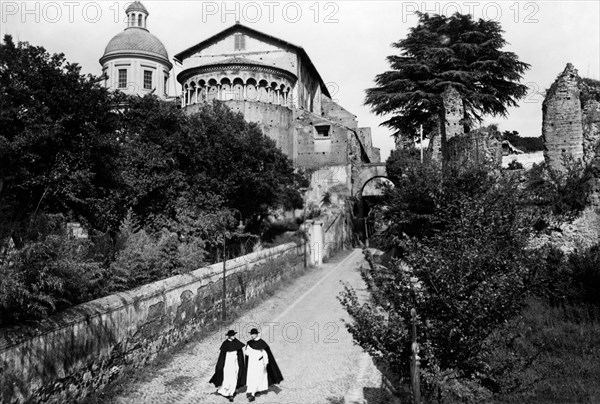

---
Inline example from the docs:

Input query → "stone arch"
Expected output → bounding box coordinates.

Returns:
[221,77,233,100]
[352,164,388,197]
[189,81,197,104]
[207,78,218,101]
[232,77,244,101]
[360,175,394,197]
[246,78,257,101]
[258,80,269,102]
[279,84,286,105]
[270,82,278,104]
[198,79,206,103]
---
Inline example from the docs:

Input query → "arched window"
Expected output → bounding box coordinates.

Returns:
[246,78,257,101]
[233,78,244,101]
[138,14,142,27]
[221,78,233,100]
[258,80,269,102]
[270,82,278,104]
[207,79,219,101]
[198,80,207,103]
[190,81,197,103]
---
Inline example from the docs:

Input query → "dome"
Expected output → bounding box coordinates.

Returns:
[126,1,148,14]
[100,27,172,68]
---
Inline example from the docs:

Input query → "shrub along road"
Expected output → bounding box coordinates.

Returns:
[100,248,395,404]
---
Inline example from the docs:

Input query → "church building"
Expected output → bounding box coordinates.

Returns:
[100,2,382,204]
[100,1,172,99]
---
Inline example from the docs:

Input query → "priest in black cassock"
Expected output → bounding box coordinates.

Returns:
[210,330,246,402]
[244,328,284,402]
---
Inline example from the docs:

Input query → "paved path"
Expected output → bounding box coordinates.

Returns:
[108,248,394,404]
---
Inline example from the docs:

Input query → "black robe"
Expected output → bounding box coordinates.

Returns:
[209,338,246,389]
[244,338,284,386]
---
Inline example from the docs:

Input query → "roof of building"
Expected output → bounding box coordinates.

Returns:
[100,27,172,68]
[126,1,148,14]
[173,23,330,97]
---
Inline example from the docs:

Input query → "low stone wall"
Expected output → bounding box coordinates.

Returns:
[0,242,302,403]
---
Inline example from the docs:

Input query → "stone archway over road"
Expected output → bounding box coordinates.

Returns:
[352,163,387,196]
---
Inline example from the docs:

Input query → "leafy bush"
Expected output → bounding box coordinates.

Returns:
[532,243,600,308]
[524,157,592,225]
[340,162,542,401]
[108,213,206,291]
[261,219,300,243]
[507,159,524,170]
[0,215,105,325]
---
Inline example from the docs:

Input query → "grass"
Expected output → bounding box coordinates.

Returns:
[493,299,600,404]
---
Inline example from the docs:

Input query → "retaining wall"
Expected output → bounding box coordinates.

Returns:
[0,243,302,403]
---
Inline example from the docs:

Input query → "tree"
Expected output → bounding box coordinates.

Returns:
[116,97,306,238]
[340,161,543,400]
[365,12,530,147]
[0,35,121,244]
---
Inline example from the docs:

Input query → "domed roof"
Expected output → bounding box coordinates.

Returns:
[126,1,148,14]
[100,27,172,68]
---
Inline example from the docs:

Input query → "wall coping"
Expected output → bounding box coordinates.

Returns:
[0,242,299,352]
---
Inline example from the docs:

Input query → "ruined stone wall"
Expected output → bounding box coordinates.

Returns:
[0,243,303,403]
[542,63,584,171]
[443,86,464,142]
[321,96,358,129]
[430,87,464,162]
[447,126,503,167]
[584,100,600,207]
[583,100,600,166]
[293,110,350,168]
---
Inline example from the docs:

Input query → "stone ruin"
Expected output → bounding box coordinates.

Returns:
[542,63,585,170]
[429,86,502,166]
[539,63,600,251]
[542,63,600,203]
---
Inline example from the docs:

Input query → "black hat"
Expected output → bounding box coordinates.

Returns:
[225,330,237,337]
[249,328,260,335]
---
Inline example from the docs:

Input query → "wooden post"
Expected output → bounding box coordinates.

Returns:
[410,308,421,404]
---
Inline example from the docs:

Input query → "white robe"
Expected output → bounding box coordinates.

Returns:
[244,344,269,395]
[217,350,239,397]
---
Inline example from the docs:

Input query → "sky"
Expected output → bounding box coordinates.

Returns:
[2,1,599,161]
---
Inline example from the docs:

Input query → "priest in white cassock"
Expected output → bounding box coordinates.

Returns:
[210,330,246,402]
[243,328,283,402]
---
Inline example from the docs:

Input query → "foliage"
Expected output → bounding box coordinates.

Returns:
[578,77,600,107]
[0,214,106,325]
[491,299,600,403]
[340,161,543,401]
[532,243,600,308]
[502,130,543,152]
[117,97,306,236]
[506,159,524,170]
[0,36,308,324]
[365,12,530,143]
[108,211,206,291]
[0,35,122,243]
[523,157,592,226]
[261,219,300,243]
